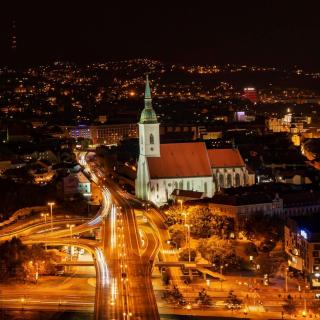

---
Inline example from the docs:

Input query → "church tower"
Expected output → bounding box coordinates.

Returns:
[138,75,160,157]
[136,75,160,200]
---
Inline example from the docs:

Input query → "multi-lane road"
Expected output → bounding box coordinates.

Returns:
[0,152,161,320]
[96,179,160,320]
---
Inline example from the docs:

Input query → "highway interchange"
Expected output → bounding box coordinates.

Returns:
[0,152,163,320]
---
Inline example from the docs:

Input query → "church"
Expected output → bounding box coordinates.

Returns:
[135,76,254,206]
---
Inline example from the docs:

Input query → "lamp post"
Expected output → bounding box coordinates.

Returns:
[178,199,183,212]
[182,212,188,226]
[285,267,288,293]
[185,224,191,262]
[67,224,75,259]
[303,283,308,318]
[47,202,55,233]
[41,212,49,224]
[66,224,75,239]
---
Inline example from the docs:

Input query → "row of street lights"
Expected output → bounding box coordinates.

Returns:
[40,202,55,232]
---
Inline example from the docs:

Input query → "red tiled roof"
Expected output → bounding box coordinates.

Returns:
[207,149,245,168]
[147,142,212,179]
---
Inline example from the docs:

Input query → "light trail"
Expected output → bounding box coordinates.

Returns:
[110,204,117,250]
[95,247,109,286]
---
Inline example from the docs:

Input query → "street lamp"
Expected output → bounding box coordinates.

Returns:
[47,202,55,233]
[285,267,288,293]
[66,224,75,239]
[41,212,49,224]
[303,283,308,318]
[182,212,188,226]
[178,199,183,212]
[185,224,192,262]
[67,224,75,259]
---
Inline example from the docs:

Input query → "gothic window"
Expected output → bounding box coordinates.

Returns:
[235,173,240,187]
[219,174,224,188]
[179,180,183,189]
[150,133,154,144]
[227,174,232,188]
[141,135,143,145]
[204,182,207,194]
[187,181,190,190]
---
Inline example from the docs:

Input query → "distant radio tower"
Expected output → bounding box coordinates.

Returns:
[11,20,17,52]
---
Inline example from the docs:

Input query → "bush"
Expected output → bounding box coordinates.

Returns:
[169,225,186,248]
[179,248,197,262]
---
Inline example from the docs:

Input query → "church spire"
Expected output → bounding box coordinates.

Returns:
[144,74,152,102]
[140,75,157,124]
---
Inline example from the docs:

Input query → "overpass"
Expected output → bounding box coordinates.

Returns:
[155,261,226,281]
[55,261,95,267]
[155,261,211,268]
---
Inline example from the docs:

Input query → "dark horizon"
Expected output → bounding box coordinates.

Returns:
[2,1,320,69]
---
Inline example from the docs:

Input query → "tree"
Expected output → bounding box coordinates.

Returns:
[165,206,182,226]
[197,237,240,271]
[309,300,320,316]
[226,290,242,310]
[164,285,186,305]
[243,215,282,241]
[197,288,212,307]
[161,268,170,285]
[179,248,197,262]
[0,238,59,282]
[282,295,297,315]
[188,207,215,238]
[169,225,186,248]
[187,206,234,238]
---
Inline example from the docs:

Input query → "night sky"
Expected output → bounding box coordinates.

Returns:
[1,1,320,68]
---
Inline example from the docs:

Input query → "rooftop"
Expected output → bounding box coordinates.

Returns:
[211,192,273,206]
[207,148,245,168]
[147,142,212,179]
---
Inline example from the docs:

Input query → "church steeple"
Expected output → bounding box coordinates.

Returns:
[140,75,158,124]
[145,74,152,101]
[138,75,160,157]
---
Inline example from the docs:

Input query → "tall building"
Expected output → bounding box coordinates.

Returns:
[138,75,160,158]
[285,216,320,287]
[243,87,257,103]
[64,123,138,145]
